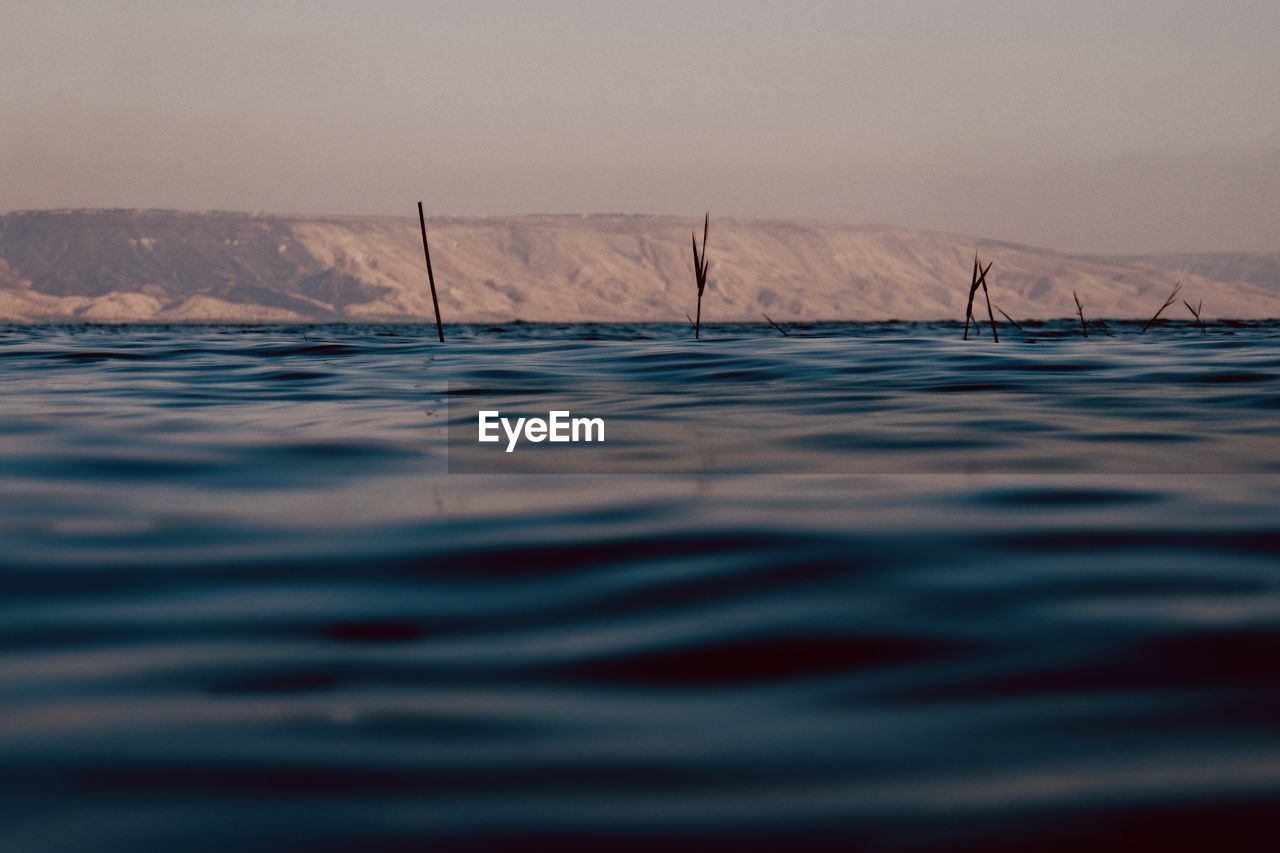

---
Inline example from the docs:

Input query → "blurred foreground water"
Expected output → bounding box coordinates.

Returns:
[1,321,1278,851]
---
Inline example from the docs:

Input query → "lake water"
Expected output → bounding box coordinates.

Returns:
[2,321,1278,850]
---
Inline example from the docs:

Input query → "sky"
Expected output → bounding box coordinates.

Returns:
[2,0,1278,253]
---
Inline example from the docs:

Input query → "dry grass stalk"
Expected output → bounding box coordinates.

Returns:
[994,304,1024,331]
[1183,298,1206,333]
[1141,282,1182,333]
[1073,291,1088,338]
[963,255,993,340]
[963,255,978,339]
[691,212,711,339]
[980,266,999,343]
[416,201,445,343]
[761,312,791,336]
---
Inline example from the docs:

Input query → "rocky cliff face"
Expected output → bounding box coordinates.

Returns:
[2,209,1277,322]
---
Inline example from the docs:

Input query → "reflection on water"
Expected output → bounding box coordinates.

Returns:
[1,322,1278,851]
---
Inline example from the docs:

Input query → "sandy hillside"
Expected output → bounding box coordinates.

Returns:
[1,209,1277,322]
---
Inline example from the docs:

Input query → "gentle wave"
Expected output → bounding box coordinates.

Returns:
[1,322,1278,850]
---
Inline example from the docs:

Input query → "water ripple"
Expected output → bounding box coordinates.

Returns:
[1,321,1278,850]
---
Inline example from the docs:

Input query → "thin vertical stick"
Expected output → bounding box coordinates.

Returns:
[963,254,978,340]
[695,281,702,339]
[1073,291,1088,338]
[417,201,445,343]
[980,263,999,343]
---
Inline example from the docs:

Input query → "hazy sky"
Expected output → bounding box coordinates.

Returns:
[3,0,1278,253]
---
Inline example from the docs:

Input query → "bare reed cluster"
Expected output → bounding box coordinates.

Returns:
[1141,282,1182,333]
[691,212,711,339]
[1184,297,1206,333]
[963,254,999,341]
[961,259,1208,342]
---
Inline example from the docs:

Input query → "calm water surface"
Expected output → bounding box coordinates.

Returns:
[1,322,1278,851]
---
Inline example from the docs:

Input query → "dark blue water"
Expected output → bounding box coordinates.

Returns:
[2,322,1278,851]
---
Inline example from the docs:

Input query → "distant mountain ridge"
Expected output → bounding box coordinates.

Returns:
[2,209,1278,322]
[1095,252,1280,293]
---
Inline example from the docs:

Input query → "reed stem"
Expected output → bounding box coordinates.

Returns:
[994,304,1024,331]
[963,256,993,340]
[981,277,999,342]
[417,201,445,343]
[963,255,977,340]
[1183,298,1206,333]
[762,312,791,336]
[691,212,710,339]
[1141,282,1182,333]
